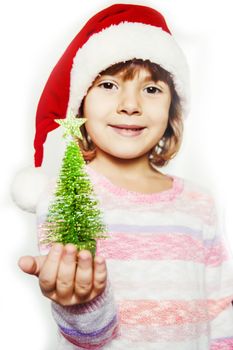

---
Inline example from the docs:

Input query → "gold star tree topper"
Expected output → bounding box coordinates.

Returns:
[55,112,87,140]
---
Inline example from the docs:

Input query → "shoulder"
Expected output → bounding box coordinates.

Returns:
[171,174,217,218]
[170,175,221,235]
[175,174,215,202]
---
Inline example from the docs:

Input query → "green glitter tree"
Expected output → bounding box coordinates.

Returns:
[41,113,107,256]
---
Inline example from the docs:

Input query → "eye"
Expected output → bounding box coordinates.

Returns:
[144,86,162,94]
[98,81,118,90]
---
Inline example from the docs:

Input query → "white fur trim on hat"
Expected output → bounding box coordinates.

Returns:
[11,167,49,213]
[68,22,190,117]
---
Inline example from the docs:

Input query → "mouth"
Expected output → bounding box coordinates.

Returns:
[108,124,146,137]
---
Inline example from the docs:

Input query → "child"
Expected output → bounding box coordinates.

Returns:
[13,3,233,350]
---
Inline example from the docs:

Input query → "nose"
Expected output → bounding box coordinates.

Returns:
[117,86,142,116]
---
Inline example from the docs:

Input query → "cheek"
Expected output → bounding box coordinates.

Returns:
[148,106,170,128]
[150,96,171,123]
[84,114,105,144]
[83,97,110,126]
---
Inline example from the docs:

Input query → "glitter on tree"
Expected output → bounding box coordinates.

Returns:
[40,112,107,256]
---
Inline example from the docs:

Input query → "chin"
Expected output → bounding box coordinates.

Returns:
[107,149,146,160]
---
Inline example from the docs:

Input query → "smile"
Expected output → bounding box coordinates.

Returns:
[108,124,146,137]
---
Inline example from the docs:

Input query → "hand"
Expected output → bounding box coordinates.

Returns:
[18,244,107,306]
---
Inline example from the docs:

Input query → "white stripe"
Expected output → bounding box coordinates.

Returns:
[101,335,209,350]
[106,259,206,300]
[206,261,233,299]
[105,260,233,300]
[103,209,214,239]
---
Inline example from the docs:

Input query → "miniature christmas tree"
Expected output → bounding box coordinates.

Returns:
[41,112,107,256]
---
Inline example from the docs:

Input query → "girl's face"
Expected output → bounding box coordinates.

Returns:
[83,67,171,160]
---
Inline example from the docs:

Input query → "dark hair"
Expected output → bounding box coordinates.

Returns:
[78,58,183,167]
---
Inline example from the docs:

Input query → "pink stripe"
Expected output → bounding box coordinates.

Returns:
[97,233,228,265]
[118,297,233,326]
[211,338,233,349]
[61,325,119,349]
[205,240,229,267]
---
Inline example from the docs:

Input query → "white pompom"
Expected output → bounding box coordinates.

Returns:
[11,167,49,213]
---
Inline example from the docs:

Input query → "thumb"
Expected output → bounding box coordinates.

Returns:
[18,255,46,276]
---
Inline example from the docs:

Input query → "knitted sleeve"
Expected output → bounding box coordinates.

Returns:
[205,200,233,349]
[51,282,119,349]
[36,180,119,349]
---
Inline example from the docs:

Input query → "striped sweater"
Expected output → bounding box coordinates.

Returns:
[37,165,233,349]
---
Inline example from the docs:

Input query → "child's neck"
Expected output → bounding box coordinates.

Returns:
[88,153,161,181]
[87,154,173,195]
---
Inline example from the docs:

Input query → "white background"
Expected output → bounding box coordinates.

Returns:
[1,0,233,348]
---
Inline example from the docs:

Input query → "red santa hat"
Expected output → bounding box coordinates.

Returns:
[11,3,190,212]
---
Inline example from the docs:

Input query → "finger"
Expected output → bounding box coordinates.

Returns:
[93,256,107,294]
[56,244,77,299]
[18,255,46,276]
[75,250,93,299]
[39,243,63,294]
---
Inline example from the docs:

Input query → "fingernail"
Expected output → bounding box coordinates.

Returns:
[65,244,76,255]
[96,256,104,264]
[79,250,91,260]
[65,249,74,256]
[54,244,62,253]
